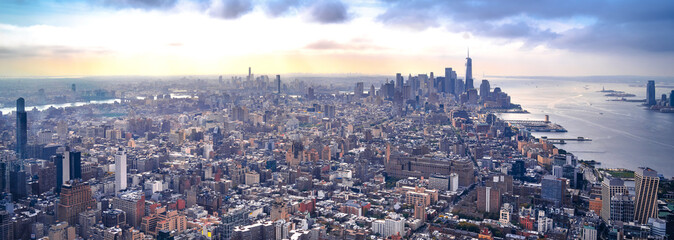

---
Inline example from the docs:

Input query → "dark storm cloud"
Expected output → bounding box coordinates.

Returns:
[208,0,253,19]
[309,0,349,24]
[376,0,674,52]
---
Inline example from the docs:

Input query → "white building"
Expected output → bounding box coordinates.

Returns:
[115,148,127,193]
[582,226,597,240]
[450,173,459,192]
[372,218,404,238]
[500,203,513,224]
[537,210,553,233]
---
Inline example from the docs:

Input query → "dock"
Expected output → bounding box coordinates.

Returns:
[504,115,567,132]
[541,136,592,144]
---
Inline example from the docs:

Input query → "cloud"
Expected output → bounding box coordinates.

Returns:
[309,0,349,24]
[0,45,111,59]
[376,0,674,52]
[304,39,385,51]
[264,0,302,17]
[101,0,179,9]
[207,0,253,19]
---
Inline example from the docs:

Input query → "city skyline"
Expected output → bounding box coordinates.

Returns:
[1,0,674,77]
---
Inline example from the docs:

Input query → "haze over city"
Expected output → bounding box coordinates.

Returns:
[1,0,674,76]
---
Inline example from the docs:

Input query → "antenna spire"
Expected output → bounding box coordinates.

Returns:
[467,47,470,58]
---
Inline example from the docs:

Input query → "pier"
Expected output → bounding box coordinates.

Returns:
[541,136,592,144]
[504,115,567,132]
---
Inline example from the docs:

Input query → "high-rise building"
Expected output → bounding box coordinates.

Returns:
[669,90,674,107]
[465,50,473,91]
[610,193,634,222]
[395,73,403,91]
[355,82,364,98]
[444,68,456,95]
[276,75,281,94]
[479,79,490,101]
[112,190,145,228]
[477,186,500,213]
[57,181,95,226]
[115,148,127,193]
[646,80,656,105]
[16,98,27,159]
[601,177,627,222]
[449,173,459,192]
[0,211,12,240]
[541,175,566,206]
[634,167,659,224]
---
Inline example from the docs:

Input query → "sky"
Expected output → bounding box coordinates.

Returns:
[0,0,673,77]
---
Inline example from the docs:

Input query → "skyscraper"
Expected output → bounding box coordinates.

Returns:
[647,80,656,105]
[115,148,127,193]
[601,177,627,222]
[54,149,82,193]
[395,73,403,91]
[669,90,673,107]
[355,82,364,98]
[541,175,566,206]
[276,75,281,94]
[16,98,27,159]
[465,50,473,91]
[444,68,456,95]
[634,167,659,224]
[479,79,490,101]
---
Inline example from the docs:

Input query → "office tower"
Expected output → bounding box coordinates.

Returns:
[479,79,490,101]
[634,167,659,224]
[248,67,251,81]
[306,87,315,100]
[276,75,281,94]
[395,73,403,90]
[444,68,455,94]
[9,168,27,200]
[69,151,81,181]
[115,148,127,193]
[112,190,145,228]
[465,50,473,90]
[670,90,673,107]
[71,83,76,92]
[16,98,27,159]
[646,80,656,105]
[0,211,12,240]
[370,84,375,97]
[541,175,565,206]
[456,78,465,94]
[601,178,627,222]
[57,181,95,225]
[610,193,634,222]
[512,160,525,178]
[477,186,500,213]
[355,82,364,98]
[449,173,459,192]
[54,149,82,193]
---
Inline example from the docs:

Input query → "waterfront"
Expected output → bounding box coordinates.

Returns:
[0,99,120,115]
[495,77,674,177]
